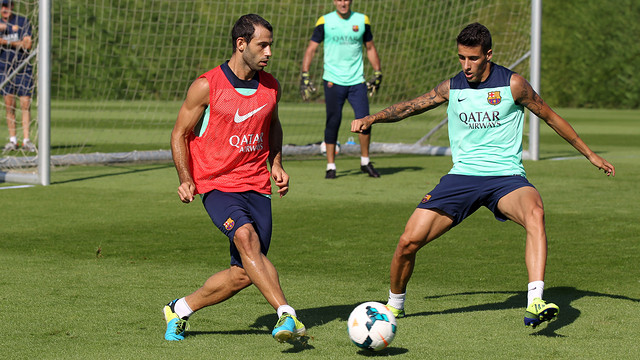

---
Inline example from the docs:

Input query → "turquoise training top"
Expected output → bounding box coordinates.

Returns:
[311,11,371,86]
[447,63,526,177]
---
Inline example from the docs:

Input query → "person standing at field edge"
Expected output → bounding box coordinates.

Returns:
[301,0,382,179]
[1,0,35,153]
[351,22,615,328]
[165,14,306,344]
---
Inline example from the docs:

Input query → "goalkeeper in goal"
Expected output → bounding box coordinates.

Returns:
[300,0,382,179]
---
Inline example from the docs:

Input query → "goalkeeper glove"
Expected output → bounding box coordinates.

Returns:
[366,70,383,97]
[300,72,316,101]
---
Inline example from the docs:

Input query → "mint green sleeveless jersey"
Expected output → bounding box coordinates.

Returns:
[447,64,526,177]
[316,11,369,86]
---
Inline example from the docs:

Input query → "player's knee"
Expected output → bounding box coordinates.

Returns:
[396,233,422,256]
[230,266,252,289]
[522,205,545,232]
[233,226,260,254]
[529,205,545,223]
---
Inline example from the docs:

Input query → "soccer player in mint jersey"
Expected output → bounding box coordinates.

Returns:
[166,14,305,343]
[352,23,615,328]
[301,0,382,179]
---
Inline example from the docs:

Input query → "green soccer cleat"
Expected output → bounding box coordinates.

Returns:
[385,304,405,319]
[524,298,559,328]
[163,299,190,341]
[272,313,306,343]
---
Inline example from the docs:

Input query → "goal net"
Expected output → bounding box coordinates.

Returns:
[1,0,533,183]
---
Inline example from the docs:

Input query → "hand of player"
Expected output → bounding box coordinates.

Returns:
[177,181,196,203]
[366,71,383,97]
[300,72,316,101]
[351,116,372,133]
[271,165,290,197]
[588,153,615,177]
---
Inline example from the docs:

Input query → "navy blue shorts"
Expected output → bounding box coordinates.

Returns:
[323,80,370,143]
[0,67,34,97]
[417,174,536,227]
[202,190,272,268]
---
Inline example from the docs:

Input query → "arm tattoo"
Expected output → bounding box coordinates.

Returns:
[373,83,446,123]
[518,80,546,117]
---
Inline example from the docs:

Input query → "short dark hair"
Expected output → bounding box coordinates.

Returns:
[231,14,273,52]
[456,22,492,53]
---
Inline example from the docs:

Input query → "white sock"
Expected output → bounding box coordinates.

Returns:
[527,281,544,306]
[360,156,370,166]
[326,163,336,171]
[23,138,30,142]
[277,305,296,318]
[174,297,194,319]
[387,290,406,310]
[9,136,17,144]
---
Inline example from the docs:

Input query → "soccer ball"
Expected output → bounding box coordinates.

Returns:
[347,301,397,351]
[320,141,340,155]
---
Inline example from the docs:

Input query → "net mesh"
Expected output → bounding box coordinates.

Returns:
[1,0,531,171]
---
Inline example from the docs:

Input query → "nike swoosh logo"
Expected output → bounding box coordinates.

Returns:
[234,104,267,123]
[458,98,467,102]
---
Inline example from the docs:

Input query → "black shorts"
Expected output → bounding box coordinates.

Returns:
[202,190,272,268]
[323,81,370,143]
[0,69,33,97]
[417,174,536,227]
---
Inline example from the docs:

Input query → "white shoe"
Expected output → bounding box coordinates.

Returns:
[3,141,18,153]
[22,140,36,152]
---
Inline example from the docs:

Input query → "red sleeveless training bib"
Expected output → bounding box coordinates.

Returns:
[188,66,278,195]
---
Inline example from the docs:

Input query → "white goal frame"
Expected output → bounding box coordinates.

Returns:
[1,0,542,186]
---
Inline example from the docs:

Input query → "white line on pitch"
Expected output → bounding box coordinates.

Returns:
[0,185,35,190]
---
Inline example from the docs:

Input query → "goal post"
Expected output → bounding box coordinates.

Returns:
[1,0,540,185]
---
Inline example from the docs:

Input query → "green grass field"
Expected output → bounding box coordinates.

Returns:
[1,109,639,359]
[44,100,450,155]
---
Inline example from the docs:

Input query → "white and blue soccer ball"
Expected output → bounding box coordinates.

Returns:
[347,301,397,351]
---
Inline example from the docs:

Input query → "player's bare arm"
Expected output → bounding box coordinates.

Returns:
[351,79,449,133]
[301,40,320,72]
[365,40,381,72]
[512,74,615,176]
[268,84,289,197]
[171,78,210,202]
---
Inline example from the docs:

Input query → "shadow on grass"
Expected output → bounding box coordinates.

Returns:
[410,286,639,337]
[250,303,365,332]
[248,303,408,354]
[175,290,637,351]
[52,163,173,184]
[339,165,423,177]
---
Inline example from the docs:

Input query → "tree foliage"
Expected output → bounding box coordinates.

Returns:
[49,0,639,108]
[541,0,640,108]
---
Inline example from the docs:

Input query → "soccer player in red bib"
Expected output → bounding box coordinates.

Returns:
[164,14,305,343]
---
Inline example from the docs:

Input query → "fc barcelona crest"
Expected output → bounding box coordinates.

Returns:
[487,91,501,105]
[223,217,235,231]
[352,25,359,32]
